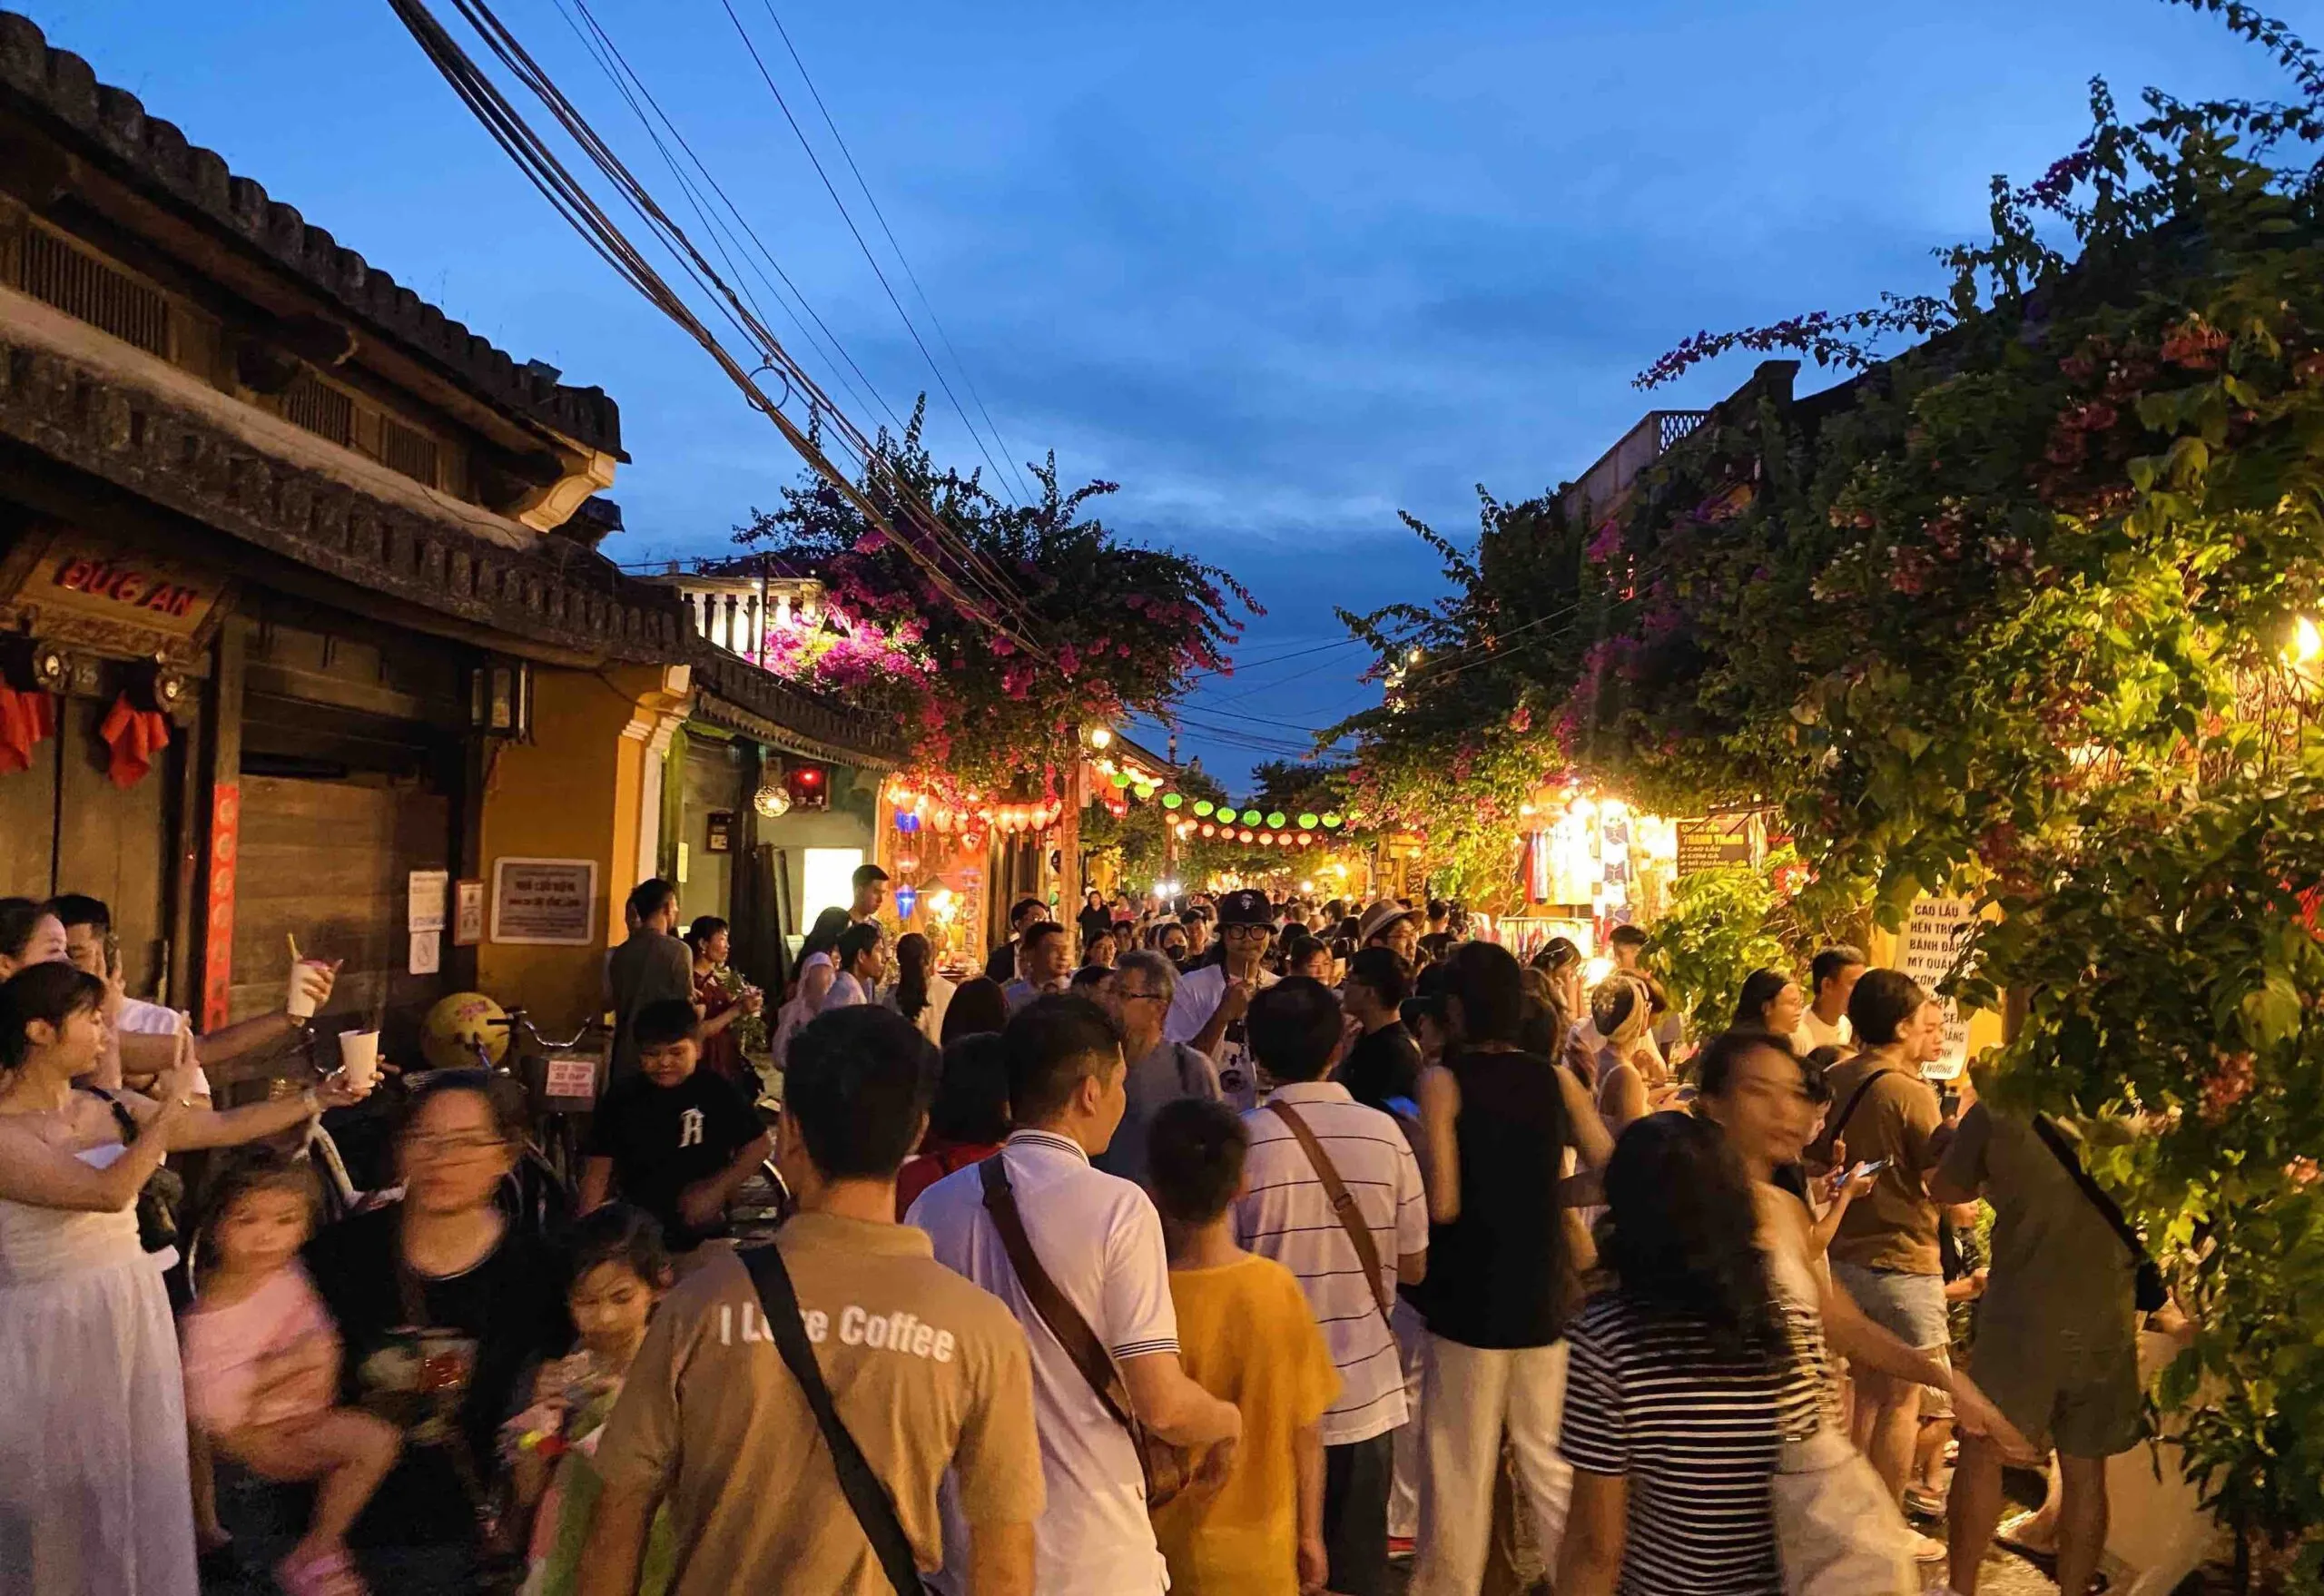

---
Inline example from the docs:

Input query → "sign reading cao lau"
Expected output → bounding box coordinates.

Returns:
[490,858,598,947]
[1898,896,1977,1081]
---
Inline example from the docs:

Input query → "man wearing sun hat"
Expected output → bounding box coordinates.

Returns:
[1357,899,1424,967]
[1163,888,1281,1109]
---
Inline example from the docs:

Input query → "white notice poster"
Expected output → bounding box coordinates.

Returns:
[1898,896,1977,1080]
[408,869,448,935]
[491,858,599,946]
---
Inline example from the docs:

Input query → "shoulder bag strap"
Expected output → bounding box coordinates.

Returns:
[741,1241,928,1596]
[2028,1114,2148,1267]
[976,1154,1137,1432]
[77,1084,141,1146]
[1265,1099,1393,1327]
[1822,1067,1895,1153]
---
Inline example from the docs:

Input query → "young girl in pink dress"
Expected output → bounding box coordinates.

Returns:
[182,1152,402,1596]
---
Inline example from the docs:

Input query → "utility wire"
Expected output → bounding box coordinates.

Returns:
[1185,634,1367,683]
[390,0,1054,654]
[716,0,1029,508]
[550,0,1039,633]
[756,0,1037,507]
[556,0,907,441]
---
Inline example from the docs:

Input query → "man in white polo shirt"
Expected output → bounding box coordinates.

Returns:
[1234,976,1428,1596]
[910,994,1241,1595]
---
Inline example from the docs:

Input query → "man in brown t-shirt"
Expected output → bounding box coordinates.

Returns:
[1808,969,1947,1523]
[582,1008,1041,1596]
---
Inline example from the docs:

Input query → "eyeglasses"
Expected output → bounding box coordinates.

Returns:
[1118,989,1168,1004]
[404,1133,509,1158]
[1223,924,1272,941]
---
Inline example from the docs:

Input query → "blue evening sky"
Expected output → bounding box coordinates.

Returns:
[27,0,2296,785]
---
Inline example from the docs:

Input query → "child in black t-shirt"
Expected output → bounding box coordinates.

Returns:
[580,999,771,1256]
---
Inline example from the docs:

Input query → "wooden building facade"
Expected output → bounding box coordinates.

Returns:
[0,11,898,1057]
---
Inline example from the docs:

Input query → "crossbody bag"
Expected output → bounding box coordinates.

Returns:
[977,1155,1188,1509]
[740,1242,932,1595]
[1265,1099,1393,1328]
[1763,1199,1917,1595]
[2030,1114,2168,1313]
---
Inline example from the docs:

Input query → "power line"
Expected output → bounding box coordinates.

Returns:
[550,0,1040,636]
[1177,702,1361,737]
[389,0,1056,655]
[1186,634,1367,683]
[1200,645,1375,706]
[753,0,1037,507]
[555,0,907,442]
[715,0,1029,507]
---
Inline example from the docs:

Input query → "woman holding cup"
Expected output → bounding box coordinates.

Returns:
[0,962,378,1595]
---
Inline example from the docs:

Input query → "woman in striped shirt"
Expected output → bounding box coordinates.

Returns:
[1556,1110,1809,1594]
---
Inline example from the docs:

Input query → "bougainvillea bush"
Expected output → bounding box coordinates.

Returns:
[737,404,1256,789]
[1343,2,2324,1574]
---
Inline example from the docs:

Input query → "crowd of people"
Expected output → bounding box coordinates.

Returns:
[0,872,2161,1596]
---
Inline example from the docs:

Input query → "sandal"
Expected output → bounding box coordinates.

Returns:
[1994,1509,2057,1561]
[1903,1484,1947,1519]
[275,1547,369,1596]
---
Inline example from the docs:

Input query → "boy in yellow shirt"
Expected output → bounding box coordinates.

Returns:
[1147,1098,1341,1596]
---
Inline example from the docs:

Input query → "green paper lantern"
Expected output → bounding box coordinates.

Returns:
[1194,799,1214,816]
[1266,811,1287,829]
[1110,770,1132,788]
[1297,812,1320,830]
[1163,793,1183,810]
[1321,813,1343,828]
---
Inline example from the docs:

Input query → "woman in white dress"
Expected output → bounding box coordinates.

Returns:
[0,962,371,1594]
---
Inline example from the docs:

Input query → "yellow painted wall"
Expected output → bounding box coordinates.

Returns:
[477,665,688,1032]
[1866,911,2007,1060]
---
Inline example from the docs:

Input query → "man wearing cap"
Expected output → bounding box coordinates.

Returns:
[850,862,890,924]
[1162,889,1279,1110]
[1358,899,1424,967]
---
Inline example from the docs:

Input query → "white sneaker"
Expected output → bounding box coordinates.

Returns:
[1909,1530,1949,1563]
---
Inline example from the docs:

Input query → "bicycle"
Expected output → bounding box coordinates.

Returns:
[471,1008,605,1239]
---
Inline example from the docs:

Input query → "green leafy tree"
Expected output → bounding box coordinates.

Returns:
[1337,5,2324,1574]
[737,402,1257,789]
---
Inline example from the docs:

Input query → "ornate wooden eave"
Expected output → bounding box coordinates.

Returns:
[0,9,623,464]
[0,306,685,668]
[684,645,907,772]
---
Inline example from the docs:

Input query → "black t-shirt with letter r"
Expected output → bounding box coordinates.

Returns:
[587,1069,763,1250]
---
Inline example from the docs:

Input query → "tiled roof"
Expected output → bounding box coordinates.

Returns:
[0,9,624,458]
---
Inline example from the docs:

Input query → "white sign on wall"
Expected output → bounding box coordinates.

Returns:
[1898,896,1977,1080]
[490,858,599,947]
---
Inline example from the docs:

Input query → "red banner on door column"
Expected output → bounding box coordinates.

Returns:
[201,781,240,1032]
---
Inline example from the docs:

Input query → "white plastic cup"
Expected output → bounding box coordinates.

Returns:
[286,960,330,1020]
[337,1029,380,1091]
